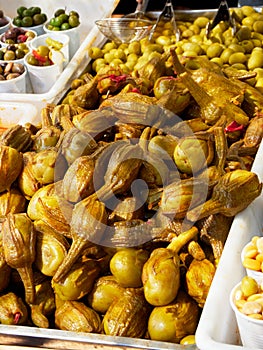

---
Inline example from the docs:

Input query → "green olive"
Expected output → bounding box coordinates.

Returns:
[240,39,254,53]
[228,52,248,65]
[210,57,223,66]
[27,54,39,66]
[102,41,117,52]
[193,16,209,28]
[253,20,263,33]
[91,57,106,72]
[188,24,200,35]
[109,248,149,288]
[241,6,257,17]
[15,49,25,59]
[88,46,103,60]
[241,16,255,29]
[37,45,50,57]
[227,43,245,53]
[113,48,126,61]
[241,276,258,297]
[247,47,263,70]
[4,50,15,61]
[181,42,202,55]
[236,26,251,41]
[220,48,235,63]
[253,67,263,79]
[104,51,115,64]
[109,58,123,68]
[68,14,80,28]
[206,43,224,58]
[252,38,262,47]
[155,35,172,46]
[142,43,163,54]
[231,63,247,70]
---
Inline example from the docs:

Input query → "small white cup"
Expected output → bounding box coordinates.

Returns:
[24,52,63,94]
[44,22,80,60]
[241,241,263,284]
[0,66,27,93]
[230,281,263,348]
[29,33,69,68]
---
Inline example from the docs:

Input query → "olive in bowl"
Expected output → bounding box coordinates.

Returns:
[12,6,47,35]
[1,27,36,45]
[0,61,27,93]
[0,43,29,62]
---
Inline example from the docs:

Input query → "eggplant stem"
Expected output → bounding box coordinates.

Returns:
[167,226,198,254]
[17,266,35,305]
[52,236,92,283]
[187,198,222,222]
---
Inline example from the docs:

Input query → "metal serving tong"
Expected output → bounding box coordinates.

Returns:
[124,0,150,19]
[148,0,180,42]
[206,0,236,38]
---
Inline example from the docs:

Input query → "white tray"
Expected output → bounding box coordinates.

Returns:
[0,0,118,120]
[196,140,263,350]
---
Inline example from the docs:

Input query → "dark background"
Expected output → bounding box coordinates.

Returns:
[114,0,239,14]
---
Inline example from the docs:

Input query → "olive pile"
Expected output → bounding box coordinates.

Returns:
[1,27,36,45]
[0,61,25,80]
[26,45,53,66]
[88,6,263,92]
[0,10,9,28]
[12,6,47,28]
[47,8,80,31]
[0,43,29,61]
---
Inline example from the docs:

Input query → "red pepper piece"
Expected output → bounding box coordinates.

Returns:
[108,74,128,83]
[32,50,48,63]
[224,120,244,133]
[14,312,21,324]
[17,34,27,43]
[131,87,141,93]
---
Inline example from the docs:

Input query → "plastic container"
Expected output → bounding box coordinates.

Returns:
[0,16,11,35]
[29,32,70,68]
[0,0,119,117]
[230,281,263,349]
[44,21,80,60]
[24,51,63,94]
[196,139,263,350]
[0,102,38,127]
[0,65,27,93]
[241,241,263,284]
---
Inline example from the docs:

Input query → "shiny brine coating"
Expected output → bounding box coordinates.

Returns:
[1,5,263,345]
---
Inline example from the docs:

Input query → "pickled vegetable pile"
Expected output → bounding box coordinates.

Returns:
[0,5,263,346]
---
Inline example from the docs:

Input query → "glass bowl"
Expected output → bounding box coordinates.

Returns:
[95,17,153,44]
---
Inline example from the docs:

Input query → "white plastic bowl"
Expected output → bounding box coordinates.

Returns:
[24,51,63,94]
[230,281,263,348]
[0,16,11,35]
[241,240,263,284]
[44,21,80,60]
[29,32,69,68]
[0,64,27,93]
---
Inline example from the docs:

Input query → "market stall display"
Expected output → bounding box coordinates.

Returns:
[1,2,263,350]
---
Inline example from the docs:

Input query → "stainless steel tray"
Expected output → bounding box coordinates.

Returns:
[0,324,197,349]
